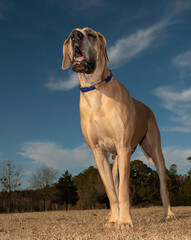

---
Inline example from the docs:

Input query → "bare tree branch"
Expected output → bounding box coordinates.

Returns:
[28,164,58,189]
[0,160,23,192]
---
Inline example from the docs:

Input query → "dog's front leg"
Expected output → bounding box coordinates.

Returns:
[118,146,133,229]
[93,147,119,225]
[112,155,119,198]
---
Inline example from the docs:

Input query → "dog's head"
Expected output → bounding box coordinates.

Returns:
[62,27,109,74]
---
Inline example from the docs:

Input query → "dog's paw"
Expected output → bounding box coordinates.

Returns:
[118,221,133,230]
[166,213,176,220]
[105,221,115,228]
[105,212,111,220]
[165,209,176,221]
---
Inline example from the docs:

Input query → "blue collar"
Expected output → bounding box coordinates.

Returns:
[79,72,113,93]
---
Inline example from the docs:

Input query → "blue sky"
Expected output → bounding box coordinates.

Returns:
[0,0,191,188]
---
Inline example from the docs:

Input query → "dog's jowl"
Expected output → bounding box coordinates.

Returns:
[62,27,175,229]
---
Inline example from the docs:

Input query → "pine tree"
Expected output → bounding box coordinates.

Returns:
[55,171,79,211]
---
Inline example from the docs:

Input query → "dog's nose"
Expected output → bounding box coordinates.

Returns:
[70,31,84,43]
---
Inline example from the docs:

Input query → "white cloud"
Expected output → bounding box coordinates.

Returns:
[154,85,191,132]
[108,20,170,68]
[18,141,94,169]
[107,0,191,69]
[133,145,191,174]
[45,72,79,91]
[154,85,191,103]
[172,50,191,70]
[163,146,191,172]
[154,49,191,132]
[169,0,191,18]
[18,141,191,176]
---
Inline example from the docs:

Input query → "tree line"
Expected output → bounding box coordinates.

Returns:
[0,158,190,213]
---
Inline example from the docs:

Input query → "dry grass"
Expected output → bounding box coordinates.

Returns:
[0,206,191,240]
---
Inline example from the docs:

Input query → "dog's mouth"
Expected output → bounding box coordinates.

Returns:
[72,46,96,74]
[73,47,85,62]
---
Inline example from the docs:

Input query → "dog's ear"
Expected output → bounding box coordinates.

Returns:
[62,37,71,70]
[97,32,110,63]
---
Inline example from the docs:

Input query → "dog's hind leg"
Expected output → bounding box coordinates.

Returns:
[139,112,175,220]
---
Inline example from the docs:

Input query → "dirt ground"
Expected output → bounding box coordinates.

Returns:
[0,206,190,240]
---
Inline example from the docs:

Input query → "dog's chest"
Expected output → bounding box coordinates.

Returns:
[81,106,117,154]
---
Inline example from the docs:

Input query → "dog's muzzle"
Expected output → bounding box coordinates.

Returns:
[72,46,96,74]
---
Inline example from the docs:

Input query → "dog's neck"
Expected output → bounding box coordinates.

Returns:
[77,64,110,88]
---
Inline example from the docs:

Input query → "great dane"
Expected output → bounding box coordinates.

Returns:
[62,27,175,228]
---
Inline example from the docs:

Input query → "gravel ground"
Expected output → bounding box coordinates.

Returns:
[0,206,190,240]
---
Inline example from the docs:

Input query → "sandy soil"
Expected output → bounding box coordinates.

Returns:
[0,206,190,240]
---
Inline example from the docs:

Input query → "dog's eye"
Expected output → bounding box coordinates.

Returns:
[70,34,75,40]
[87,33,95,38]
